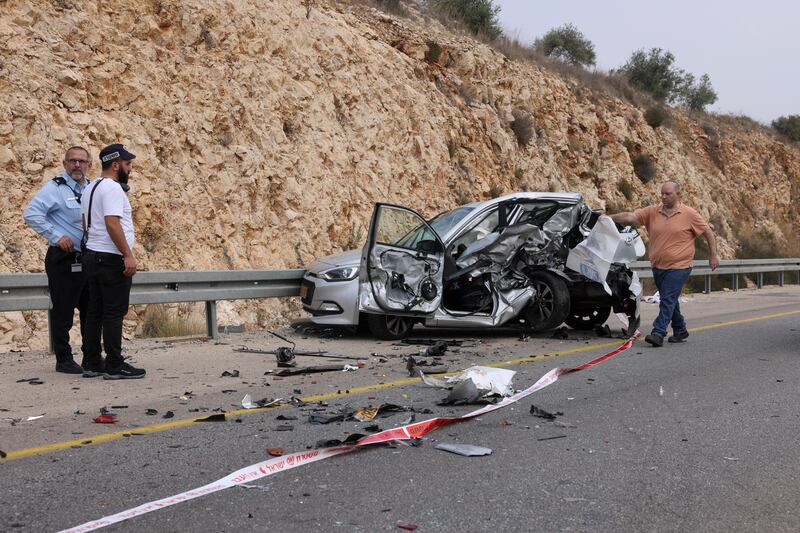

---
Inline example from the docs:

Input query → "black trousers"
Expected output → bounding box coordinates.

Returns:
[82,250,132,368]
[45,246,88,362]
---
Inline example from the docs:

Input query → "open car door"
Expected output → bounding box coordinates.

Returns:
[359,203,445,316]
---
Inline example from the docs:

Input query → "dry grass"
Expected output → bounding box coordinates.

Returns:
[140,304,205,339]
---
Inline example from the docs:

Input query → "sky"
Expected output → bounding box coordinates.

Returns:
[493,0,799,124]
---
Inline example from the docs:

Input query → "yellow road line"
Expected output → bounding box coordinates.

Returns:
[4,307,799,463]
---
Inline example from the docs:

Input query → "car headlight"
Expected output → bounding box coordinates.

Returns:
[318,266,359,281]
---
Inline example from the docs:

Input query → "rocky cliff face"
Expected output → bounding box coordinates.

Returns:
[1,0,798,351]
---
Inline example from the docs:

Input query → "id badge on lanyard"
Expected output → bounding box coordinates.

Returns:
[71,257,82,273]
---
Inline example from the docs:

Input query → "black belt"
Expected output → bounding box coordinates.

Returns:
[85,250,122,260]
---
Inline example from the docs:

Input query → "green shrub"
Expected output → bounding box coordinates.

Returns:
[428,0,502,40]
[618,48,683,102]
[644,106,669,128]
[533,24,596,67]
[772,115,800,141]
[598,138,608,148]
[513,167,524,183]
[632,154,656,183]
[489,184,504,198]
[617,180,634,201]
[511,109,534,147]
[447,138,456,159]
[425,40,443,64]
[140,304,205,338]
[678,73,718,111]
[617,48,717,110]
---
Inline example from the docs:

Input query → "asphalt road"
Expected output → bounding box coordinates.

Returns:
[2,289,800,532]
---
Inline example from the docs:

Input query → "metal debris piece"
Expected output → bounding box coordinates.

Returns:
[275,425,294,431]
[221,370,240,378]
[275,365,350,376]
[241,394,283,409]
[309,413,347,425]
[435,443,493,457]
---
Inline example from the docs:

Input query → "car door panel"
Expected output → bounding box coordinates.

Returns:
[359,203,445,316]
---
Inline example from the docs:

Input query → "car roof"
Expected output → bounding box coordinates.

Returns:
[462,191,584,209]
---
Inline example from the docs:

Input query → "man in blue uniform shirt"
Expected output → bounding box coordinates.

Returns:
[23,146,93,374]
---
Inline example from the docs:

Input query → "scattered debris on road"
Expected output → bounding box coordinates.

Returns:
[93,415,117,424]
[530,405,561,420]
[241,394,282,409]
[196,414,226,422]
[420,366,515,404]
[435,443,492,456]
[221,370,240,378]
[266,448,284,457]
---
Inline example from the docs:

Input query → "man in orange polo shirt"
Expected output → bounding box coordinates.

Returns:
[609,181,720,347]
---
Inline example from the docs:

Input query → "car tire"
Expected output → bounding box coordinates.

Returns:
[523,271,571,332]
[565,306,611,330]
[366,313,415,340]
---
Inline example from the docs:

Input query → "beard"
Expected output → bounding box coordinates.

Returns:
[117,166,130,184]
[70,169,85,181]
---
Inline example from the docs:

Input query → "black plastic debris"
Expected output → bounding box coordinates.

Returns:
[221,370,240,378]
[406,356,448,377]
[110,405,128,409]
[162,411,175,419]
[0,450,7,459]
[145,409,158,416]
[424,341,449,358]
[275,425,294,431]
[537,435,567,441]
[530,405,562,420]
[364,424,381,433]
[309,413,347,425]
[276,414,297,421]
[196,414,226,422]
[74,410,85,415]
[275,365,343,376]
[551,327,569,340]
[435,443,492,457]
[397,339,469,347]
[16,377,41,383]
[315,433,364,448]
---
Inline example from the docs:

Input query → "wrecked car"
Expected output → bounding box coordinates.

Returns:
[301,192,643,339]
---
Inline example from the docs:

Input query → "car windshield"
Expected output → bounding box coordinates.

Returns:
[428,206,476,236]
[392,206,476,249]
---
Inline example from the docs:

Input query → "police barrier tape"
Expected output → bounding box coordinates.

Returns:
[60,332,639,532]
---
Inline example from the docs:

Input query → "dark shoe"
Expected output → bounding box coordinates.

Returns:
[81,361,106,378]
[55,360,84,374]
[103,362,146,380]
[668,330,690,343]
[645,334,664,347]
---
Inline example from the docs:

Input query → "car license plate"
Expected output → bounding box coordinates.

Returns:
[300,285,308,299]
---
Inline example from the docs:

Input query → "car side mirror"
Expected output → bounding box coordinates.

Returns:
[417,239,440,254]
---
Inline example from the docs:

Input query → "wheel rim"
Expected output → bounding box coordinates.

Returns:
[386,315,411,336]
[531,281,554,322]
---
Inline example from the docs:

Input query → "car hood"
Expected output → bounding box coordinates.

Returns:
[307,249,361,273]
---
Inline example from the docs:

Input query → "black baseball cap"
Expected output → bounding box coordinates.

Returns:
[99,144,136,163]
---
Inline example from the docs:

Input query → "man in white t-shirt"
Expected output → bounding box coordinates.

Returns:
[80,144,145,379]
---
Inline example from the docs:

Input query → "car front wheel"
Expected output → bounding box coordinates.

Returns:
[523,271,571,332]
[366,313,415,340]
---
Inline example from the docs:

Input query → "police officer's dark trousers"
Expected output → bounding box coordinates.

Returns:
[45,246,88,362]
[82,250,132,369]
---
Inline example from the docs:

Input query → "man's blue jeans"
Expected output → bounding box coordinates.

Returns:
[651,267,692,338]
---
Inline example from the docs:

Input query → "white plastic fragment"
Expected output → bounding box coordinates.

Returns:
[434,443,493,456]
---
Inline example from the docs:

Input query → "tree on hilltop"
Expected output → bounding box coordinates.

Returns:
[534,24,596,68]
[617,48,718,111]
[428,0,503,40]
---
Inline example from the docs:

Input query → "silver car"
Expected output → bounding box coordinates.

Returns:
[301,192,642,339]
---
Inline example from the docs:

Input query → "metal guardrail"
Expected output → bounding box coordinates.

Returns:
[0,269,305,349]
[0,259,798,351]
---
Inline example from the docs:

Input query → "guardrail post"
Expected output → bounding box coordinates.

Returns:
[47,309,55,354]
[757,272,763,289]
[779,272,785,287]
[205,301,218,340]
[732,274,738,291]
[704,275,711,294]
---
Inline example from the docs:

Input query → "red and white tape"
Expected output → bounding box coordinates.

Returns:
[60,332,639,532]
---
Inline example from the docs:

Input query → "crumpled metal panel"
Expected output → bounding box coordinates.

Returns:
[359,245,442,314]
